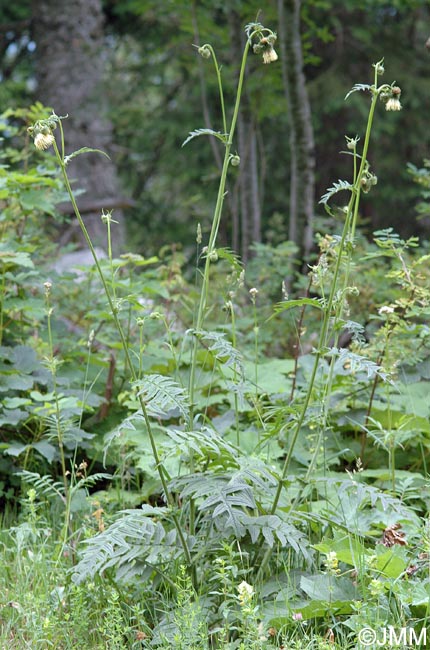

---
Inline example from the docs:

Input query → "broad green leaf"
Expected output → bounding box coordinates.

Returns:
[4,442,28,457]
[300,574,357,603]
[19,189,57,215]
[314,534,367,566]
[33,440,57,463]
[0,250,34,268]
[375,545,408,579]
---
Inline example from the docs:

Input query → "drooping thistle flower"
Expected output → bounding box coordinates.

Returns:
[253,33,278,64]
[34,131,55,150]
[380,84,402,111]
[28,113,62,151]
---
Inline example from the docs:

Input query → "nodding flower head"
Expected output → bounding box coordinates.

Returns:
[28,112,64,151]
[34,131,55,150]
[253,33,278,64]
[197,45,211,59]
[380,84,402,112]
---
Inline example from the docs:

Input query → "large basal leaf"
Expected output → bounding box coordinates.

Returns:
[72,507,182,584]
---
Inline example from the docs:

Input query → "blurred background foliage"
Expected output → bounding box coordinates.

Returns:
[1,0,429,258]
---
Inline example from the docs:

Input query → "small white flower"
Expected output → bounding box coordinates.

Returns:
[34,132,55,150]
[385,97,402,111]
[262,47,278,64]
[378,305,395,315]
[237,580,254,605]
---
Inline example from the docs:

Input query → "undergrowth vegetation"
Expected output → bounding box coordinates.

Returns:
[1,21,430,650]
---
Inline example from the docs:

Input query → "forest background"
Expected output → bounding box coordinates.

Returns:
[2,0,430,260]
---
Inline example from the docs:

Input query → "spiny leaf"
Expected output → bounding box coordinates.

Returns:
[200,480,256,538]
[182,129,228,148]
[72,507,180,584]
[165,427,238,465]
[188,329,243,374]
[18,470,65,500]
[134,374,189,419]
[319,179,353,205]
[237,513,310,557]
[329,347,390,381]
[64,147,110,165]
[271,297,324,318]
[345,83,372,101]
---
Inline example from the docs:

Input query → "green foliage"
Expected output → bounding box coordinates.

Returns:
[3,21,430,650]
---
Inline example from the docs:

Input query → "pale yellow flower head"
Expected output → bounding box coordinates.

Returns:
[262,47,278,64]
[34,132,55,150]
[385,97,402,111]
[237,580,254,606]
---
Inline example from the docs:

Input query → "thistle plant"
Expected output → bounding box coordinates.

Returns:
[257,59,404,575]
[27,19,279,580]
[28,113,192,568]
[187,20,278,422]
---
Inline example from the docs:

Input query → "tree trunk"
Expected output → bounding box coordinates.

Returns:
[32,0,126,252]
[227,11,262,262]
[278,0,315,263]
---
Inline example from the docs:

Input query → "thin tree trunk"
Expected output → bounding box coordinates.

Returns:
[250,125,261,245]
[32,0,126,253]
[278,0,315,262]
[192,1,239,250]
[228,10,263,261]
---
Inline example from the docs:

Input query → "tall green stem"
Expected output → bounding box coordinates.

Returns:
[188,37,252,419]
[53,131,191,566]
[256,73,383,580]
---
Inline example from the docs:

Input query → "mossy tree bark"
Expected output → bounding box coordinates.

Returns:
[278,0,315,264]
[32,0,126,252]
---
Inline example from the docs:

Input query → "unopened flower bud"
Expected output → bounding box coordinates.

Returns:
[373,60,385,76]
[346,136,359,151]
[230,155,240,167]
[249,287,259,302]
[198,45,211,59]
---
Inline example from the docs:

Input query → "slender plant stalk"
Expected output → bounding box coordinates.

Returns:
[189,32,258,419]
[44,285,72,553]
[256,66,386,579]
[52,128,191,566]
